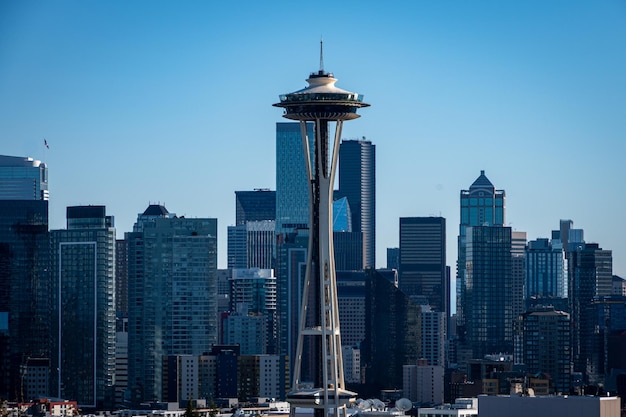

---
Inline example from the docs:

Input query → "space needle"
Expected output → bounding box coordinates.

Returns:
[273,42,370,417]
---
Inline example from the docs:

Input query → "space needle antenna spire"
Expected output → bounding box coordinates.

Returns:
[274,46,370,417]
[319,38,324,73]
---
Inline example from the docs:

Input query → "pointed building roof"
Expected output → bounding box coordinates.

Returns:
[470,170,495,191]
[142,204,169,216]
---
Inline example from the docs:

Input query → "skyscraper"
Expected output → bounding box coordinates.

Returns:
[516,306,570,394]
[50,206,116,409]
[0,155,49,401]
[399,217,447,315]
[275,122,314,236]
[227,220,275,269]
[569,243,613,384]
[457,171,505,330]
[525,238,568,302]
[337,139,376,268]
[127,205,218,403]
[235,189,276,225]
[274,48,369,417]
[464,225,513,359]
[511,231,526,329]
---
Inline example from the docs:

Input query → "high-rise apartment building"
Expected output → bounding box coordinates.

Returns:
[127,205,218,403]
[0,155,50,401]
[50,206,116,408]
[399,217,447,315]
[337,139,376,268]
[115,239,128,317]
[511,231,526,327]
[420,305,446,367]
[516,306,570,393]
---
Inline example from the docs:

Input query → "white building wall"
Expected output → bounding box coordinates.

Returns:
[258,355,282,399]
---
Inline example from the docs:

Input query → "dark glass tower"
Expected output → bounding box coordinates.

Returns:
[127,205,218,404]
[464,225,513,359]
[398,217,447,316]
[50,206,116,409]
[235,189,276,225]
[275,122,315,236]
[0,155,49,401]
[337,139,376,268]
[273,45,369,417]
[569,243,613,385]
[457,171,505,334]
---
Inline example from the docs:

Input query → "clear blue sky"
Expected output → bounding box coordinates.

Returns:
[2,1,625,284]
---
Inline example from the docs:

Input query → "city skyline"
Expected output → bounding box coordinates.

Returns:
[2,1,625,280]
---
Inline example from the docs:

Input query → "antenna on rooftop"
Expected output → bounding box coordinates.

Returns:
[319,37,324,72]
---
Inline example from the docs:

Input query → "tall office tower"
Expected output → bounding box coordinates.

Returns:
[337,139,376,268]
[235,189,276,225]
[0,155,49,200]
[361,269,421,398]
[464,226,513,359]
[0,155,50,401]
[516,306,570,394]
[386,248,399,270]
[590,296,626,390]
[399,217,447,316]
[336,271,367,348]
[227,220,275,269]
[274,48,369,417]
[526,238,568,302]
[511,231,526,323]
[50,206,116,409]
[555,219,585,254]
[115,239,128,317]
[275,230,308,372]
[332,197,364,271]
[457,171,505,332]
[569,243,612,385]
[275,122,314,236]
[127,205,218,403]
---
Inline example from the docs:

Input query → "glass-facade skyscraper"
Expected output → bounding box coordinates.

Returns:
[464,225,513,359]
[235,189,276,225]
[127,205,218,403]
[0,155,49,401]
[457,170,505,329]
[337,139,376,268]
[398,217,447,316]
[50,206,116,409]
[275,122,314,236]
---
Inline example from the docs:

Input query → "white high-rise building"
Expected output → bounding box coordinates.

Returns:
[421,306,446,367]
